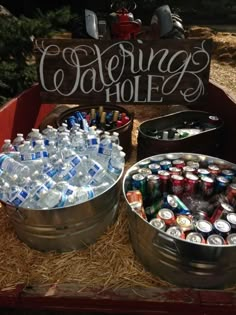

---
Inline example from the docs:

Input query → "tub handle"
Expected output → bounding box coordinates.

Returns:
[152,231,180,255]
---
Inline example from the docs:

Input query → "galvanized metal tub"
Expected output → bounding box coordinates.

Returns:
[4,171,123,252]
[123,153,236,289]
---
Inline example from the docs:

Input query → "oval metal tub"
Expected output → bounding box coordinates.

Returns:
[4,171,123,252]
[123,153,236,289]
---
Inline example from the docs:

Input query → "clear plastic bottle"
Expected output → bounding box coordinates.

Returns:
[7,185,30,207]
[33,139,49,165]
[97,133,113,168]
[26,128,43,146]
[71,131,88,157]
[19,140,44,172]
[41,125,54,145]
[57,123,68,133]
[86,127,99,159]
[1,139,15,153]
[85,159,115,186]
[111,131,120,145]
[107,151,125,179]
[0,153,30,180]
[12,133,25,151]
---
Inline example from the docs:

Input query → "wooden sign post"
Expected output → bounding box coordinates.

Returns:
[34,38,212,105]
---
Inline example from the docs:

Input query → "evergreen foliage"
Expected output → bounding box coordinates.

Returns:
[0,6,77,106]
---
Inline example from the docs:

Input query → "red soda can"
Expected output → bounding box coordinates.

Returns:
[172,159,185,169]
[158,170,170,194]
[166,226,185,239]
[182,166,196,176]
[208,164,221,177]
[199,176,214,198]
[226,183,236,207]
[170,174,184,196]
[184,173,199,195]
[157,208,175,226]
[169,167,182,176]
[186,232,206,244]
[210,202,234,223]
[126,190,143,208]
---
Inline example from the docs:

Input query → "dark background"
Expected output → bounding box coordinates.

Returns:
[1,0,236,24]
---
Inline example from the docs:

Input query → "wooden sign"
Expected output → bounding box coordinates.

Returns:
[34,38,212,105]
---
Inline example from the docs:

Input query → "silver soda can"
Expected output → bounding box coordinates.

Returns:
[150,218,166,231]
[207,234,225,245]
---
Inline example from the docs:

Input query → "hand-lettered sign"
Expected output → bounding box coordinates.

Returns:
[34,38,212,105]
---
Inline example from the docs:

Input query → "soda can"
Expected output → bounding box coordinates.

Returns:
[192,210,210,222]
[160,160,172,170]
[211,202,234,223]
[182,166,196,176]
[226,212,236,231]
[186,232,205,244]
[150,218,166,231]
[184,173,199,195]
[138,168,152,177]
[213,219,231,238]
[171,195,191,215]
[170,175,184,196]
[125,166,140,191]
[146,174,161,202]
[186,160,200,169]
[145,198,164,220]
[165,194,178,212]
[226,183,236,207]
[199,176,214,198]
[126,190,143,208]
[150,156,164,164]
[169,167,182,176]
[134,206,148,220]
[221,169,234,182]
[158,170,170,194]
[176,215,193,232]
[208,164,221,177]
[138,159,151,169]
[215,176,229,194]
[172,159,185,169]
[157,208,175,226]
[207,234,226,245]
[166,226,185,239]
[226,233,236,245]
[148,163,161,174]
[132,173,146,197]
[195,220,213,238]
[197,168,210,178]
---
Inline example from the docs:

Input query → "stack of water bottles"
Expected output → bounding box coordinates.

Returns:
[0,124,125,210]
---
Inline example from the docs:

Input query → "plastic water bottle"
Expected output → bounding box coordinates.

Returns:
[111,131,120,145]
[69,123,81,136]
[71,131,88,157]
[12,133,25,151]
[57,123,68,133]
[47,141,58,158]
[86,127,99,159]
[33,139,49,166]
[18,140,43,172]
[7,185,30,207]
[26,128,43,146]
[1,139,15,153]
[97,133,113,167]
[0,153,30,180]
[107,151,126,179]
[36,189,71,209]
[85,159,115,186]
[41,125,54,145]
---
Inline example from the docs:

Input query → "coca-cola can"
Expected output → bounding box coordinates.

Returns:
[171,174,184,196]
[158,170,170,194]
[199,176,214,198]
[169,167,182,176]
[184,173,199,195]
[210,202,234,223]
[157,208,175,226]
[172,159,185,169]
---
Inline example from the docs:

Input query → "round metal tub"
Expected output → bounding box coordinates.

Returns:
[123,153,236,289]
[4,171,123,252]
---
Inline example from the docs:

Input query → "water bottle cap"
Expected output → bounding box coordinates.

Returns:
[17,133,24,137]
[32,128,39,132]
[4,139,11,143]
[120,152,126,157]
[35,139,44,144]
[112,132,119,136]
[46,125,53,129]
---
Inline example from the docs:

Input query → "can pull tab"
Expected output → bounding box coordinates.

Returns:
[152,230,180,255]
